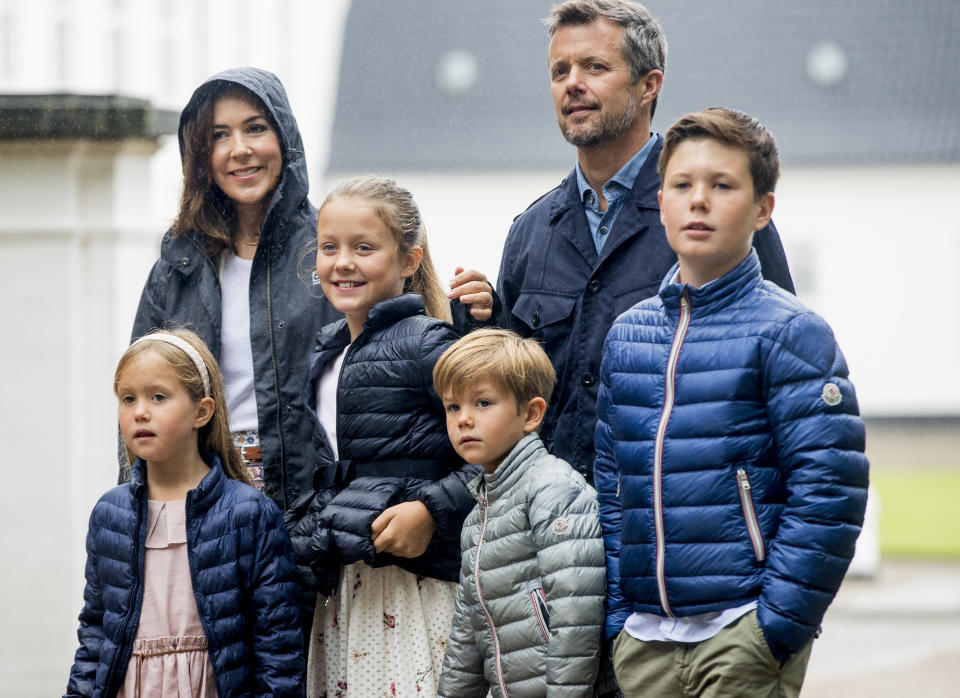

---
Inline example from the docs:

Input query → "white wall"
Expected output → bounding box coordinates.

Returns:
[775,164,960,416]
[0,138,164,695]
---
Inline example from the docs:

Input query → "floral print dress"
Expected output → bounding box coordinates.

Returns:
[307,563,456,698]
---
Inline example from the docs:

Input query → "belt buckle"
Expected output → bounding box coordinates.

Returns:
[239,444,263,463]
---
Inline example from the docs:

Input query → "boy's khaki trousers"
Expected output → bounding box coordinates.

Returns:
[612,610,813,698]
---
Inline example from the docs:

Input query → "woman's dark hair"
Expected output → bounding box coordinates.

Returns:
[173,85,281,255]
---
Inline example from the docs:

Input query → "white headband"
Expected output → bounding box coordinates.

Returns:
[132,333,211,397]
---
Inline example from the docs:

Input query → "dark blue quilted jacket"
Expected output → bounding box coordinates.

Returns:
[289,294,481,594]
[594,251,869,663]
[65,457,305,697]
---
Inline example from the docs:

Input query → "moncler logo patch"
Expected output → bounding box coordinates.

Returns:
[552,518,570,536]
[311,271,322,286]
[821,382,842,406]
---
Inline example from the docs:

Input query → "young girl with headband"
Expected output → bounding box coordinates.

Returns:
[65,329,305,697]
[291,176,481,697]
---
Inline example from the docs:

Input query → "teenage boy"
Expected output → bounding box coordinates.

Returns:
[594,108,869,697]
[433,328,605,698]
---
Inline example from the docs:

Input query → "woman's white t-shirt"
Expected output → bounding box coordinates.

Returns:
[220,253,258,432]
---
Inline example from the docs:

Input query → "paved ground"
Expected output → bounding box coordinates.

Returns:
[801,559,960,697]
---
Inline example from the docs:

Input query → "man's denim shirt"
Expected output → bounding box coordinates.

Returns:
[575,132,658,253]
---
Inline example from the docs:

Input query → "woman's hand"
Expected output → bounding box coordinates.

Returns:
[371,501,436,558]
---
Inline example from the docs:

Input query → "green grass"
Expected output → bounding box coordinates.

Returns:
[871,469,960,558]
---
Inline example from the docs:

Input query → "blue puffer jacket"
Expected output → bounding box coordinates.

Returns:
[289,294,482,594]
[65,457,305,698]
[594,251,869,663]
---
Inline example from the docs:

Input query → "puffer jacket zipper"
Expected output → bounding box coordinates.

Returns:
[334,336,363,464]
[104,491,147,698]
[474,485,509,696]
[530,588,550,643]
[264,240,289,511]
[185,492,227,698]
[736,469,766,562]
[652,291,691,618]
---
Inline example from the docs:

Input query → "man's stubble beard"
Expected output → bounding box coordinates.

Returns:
[560,91,639,148]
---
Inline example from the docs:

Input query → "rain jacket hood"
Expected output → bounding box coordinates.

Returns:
[177,67,310,230]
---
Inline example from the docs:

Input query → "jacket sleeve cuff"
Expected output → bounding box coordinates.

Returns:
[416,466,481,541]
[449,290,503,335]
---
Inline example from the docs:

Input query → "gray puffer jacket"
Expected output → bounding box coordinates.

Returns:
[438,434,605,698]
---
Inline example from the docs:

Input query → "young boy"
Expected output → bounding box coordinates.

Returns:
[594,108,869,697]
[433,328,606,698]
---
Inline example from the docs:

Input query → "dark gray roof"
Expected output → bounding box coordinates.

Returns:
[327,0,960,172]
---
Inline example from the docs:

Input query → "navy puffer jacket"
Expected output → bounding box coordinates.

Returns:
[290,294,481,594]
[594,251,869,663]
[65,457,305,697]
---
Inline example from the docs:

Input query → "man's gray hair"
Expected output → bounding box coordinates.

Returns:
[545,0,667,117]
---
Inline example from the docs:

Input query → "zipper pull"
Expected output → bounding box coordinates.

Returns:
[616,474,621,498]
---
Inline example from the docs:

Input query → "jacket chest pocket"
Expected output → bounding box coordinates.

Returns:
[511,292,577,354]
[524,579,551,644]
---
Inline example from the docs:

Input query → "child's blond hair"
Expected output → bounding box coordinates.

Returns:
[115,328,250,484]
[433,328,556,409]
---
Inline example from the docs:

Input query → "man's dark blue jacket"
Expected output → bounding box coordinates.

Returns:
[65,457,305,698]
[498,133,795,479]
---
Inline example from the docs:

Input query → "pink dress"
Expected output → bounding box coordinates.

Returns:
[117,500,218,698]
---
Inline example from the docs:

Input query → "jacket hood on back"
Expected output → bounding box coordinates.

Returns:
[177,66,310,226]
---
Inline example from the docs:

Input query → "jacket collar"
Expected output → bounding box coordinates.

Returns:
[468,432,545,504]
[312,293,425,354]
[129,453,228,516]
[314,318,351,354]
[658,249,764,317]
[547,133,665,269]
[364,293,426,333]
